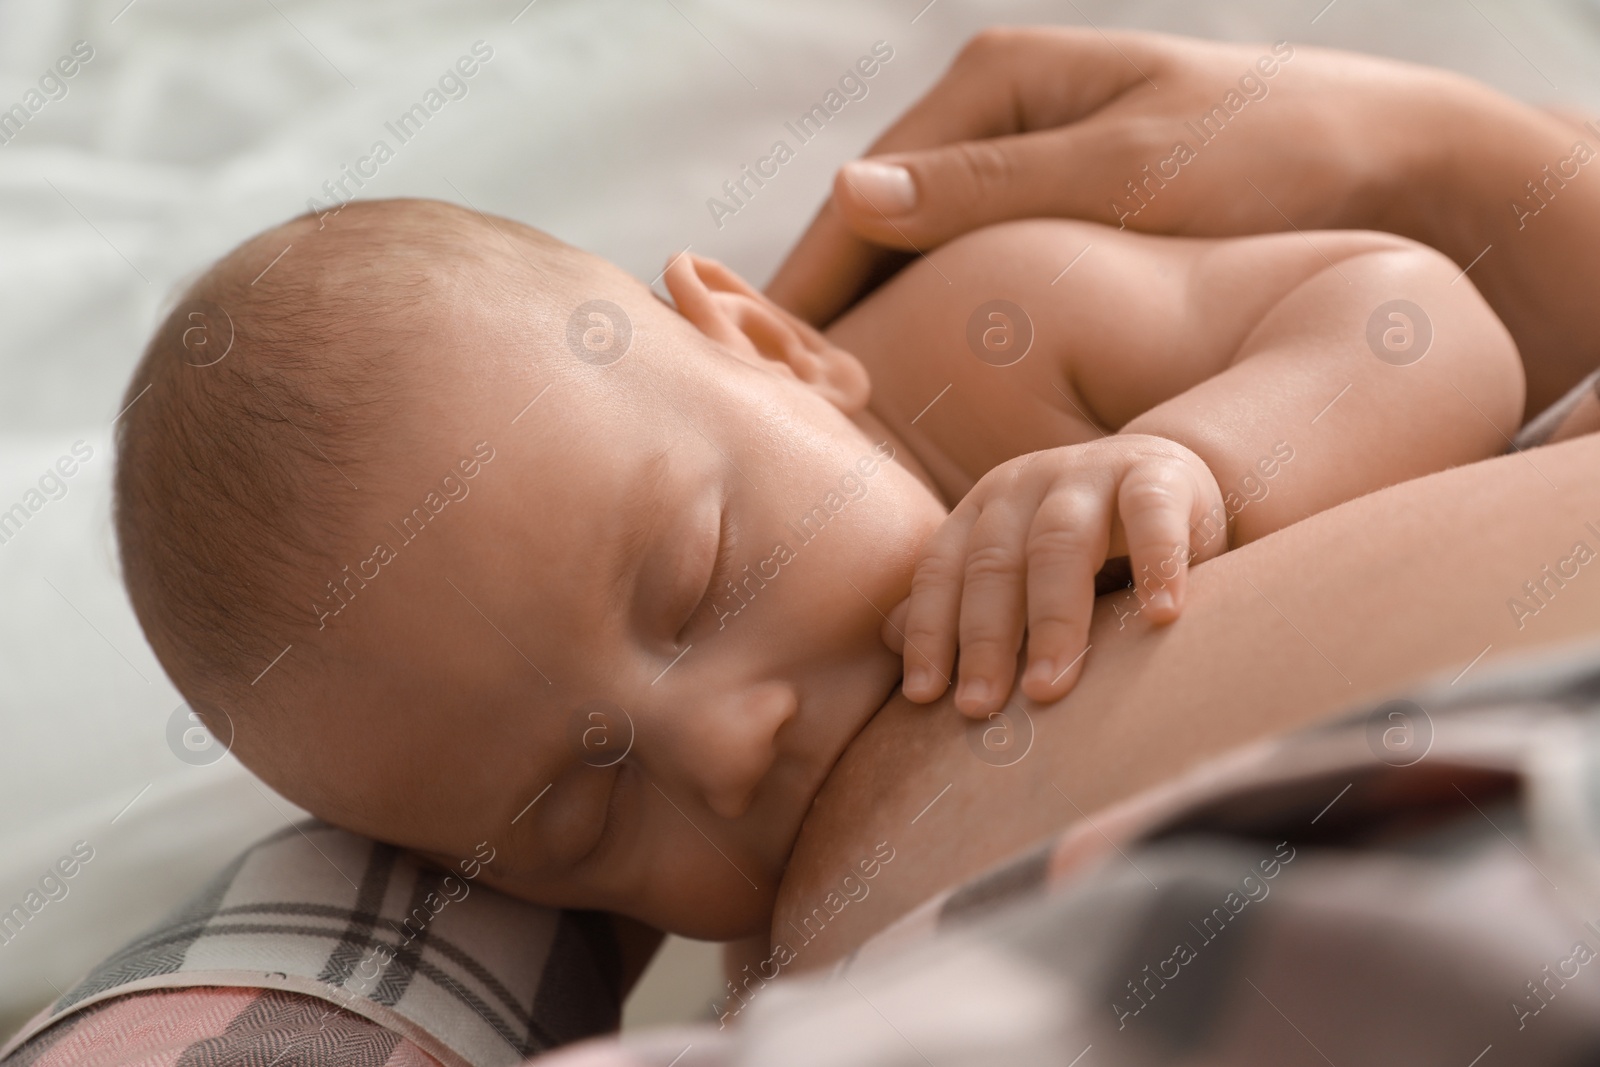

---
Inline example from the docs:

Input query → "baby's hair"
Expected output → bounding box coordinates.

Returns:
[114,198,564,714]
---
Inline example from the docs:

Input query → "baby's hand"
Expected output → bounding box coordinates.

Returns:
[893,435,1225,717]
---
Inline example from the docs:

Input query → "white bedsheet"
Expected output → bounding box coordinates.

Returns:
[4,0,1600,1036]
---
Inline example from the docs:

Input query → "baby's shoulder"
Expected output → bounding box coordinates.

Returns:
[822,218,1434,445]
[920,217,1419,297]
[822,218,1208,394]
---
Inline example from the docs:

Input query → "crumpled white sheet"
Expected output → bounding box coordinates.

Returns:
[3,0,1600,1038]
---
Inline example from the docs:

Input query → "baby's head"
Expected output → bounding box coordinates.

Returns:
[115,199,944,938]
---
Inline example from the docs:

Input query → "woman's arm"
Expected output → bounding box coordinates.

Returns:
[768,29,1600,413]
[775,428,1600,969]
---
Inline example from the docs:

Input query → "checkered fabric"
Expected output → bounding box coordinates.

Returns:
[0,824,622,1067]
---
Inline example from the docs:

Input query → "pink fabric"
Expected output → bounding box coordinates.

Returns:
[0,825,619,1066]
[4,987,443,1067]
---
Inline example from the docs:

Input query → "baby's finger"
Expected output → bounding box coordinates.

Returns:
[900,515,974,703]
[1118,459,1196,624]
[1020,488,1111,703]
[954,503,1031,717]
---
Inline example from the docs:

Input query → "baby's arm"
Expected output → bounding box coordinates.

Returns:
[1109,229,1524,548]
[835,220,1524,714]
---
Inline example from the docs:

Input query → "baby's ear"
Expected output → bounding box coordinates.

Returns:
[664,253,870,414]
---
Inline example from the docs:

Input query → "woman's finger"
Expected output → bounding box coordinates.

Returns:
[765,27,1161,325]
[762,198,909,328]
[864,26,1163,155]
[766,124,1121,324]
[831,123,1123,252]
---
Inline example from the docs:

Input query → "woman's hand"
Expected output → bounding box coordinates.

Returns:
[767,27,1478,329]
[888,435,1226,718]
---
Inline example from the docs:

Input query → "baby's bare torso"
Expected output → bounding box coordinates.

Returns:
[824,217,1410,506]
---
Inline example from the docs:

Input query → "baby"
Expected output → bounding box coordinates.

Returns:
[113,198,1521,941]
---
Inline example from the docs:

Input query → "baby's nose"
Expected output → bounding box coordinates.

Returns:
[676,680,799,820]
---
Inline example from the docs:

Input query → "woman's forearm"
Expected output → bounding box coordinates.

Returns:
[1354,78,1600,414]
[773,31,1600,413]
[776,430,1600,968]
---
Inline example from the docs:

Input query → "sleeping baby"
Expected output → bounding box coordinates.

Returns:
[112,197,1521,941]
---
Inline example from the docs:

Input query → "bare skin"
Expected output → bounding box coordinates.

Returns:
[773,429,1600,969]
[826,218,1518,716]
[102,29,1600,1064]
[760,25,1600,971]
[769,30,1600,415]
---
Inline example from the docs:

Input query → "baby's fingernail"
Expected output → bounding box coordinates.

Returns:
[1149,589,1176,615]
[956,677,992,709]
[906,666,933,696]
[1024,660,1058,689]
[842,161,917,215]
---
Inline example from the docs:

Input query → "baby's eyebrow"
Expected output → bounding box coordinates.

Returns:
[603,448,674,615]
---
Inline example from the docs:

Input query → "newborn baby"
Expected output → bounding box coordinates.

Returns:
[113,198,1520,940]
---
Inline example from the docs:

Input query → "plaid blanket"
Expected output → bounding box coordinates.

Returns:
[0,825,622,1067]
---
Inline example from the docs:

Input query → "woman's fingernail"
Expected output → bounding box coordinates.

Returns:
[843,161,917,215]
